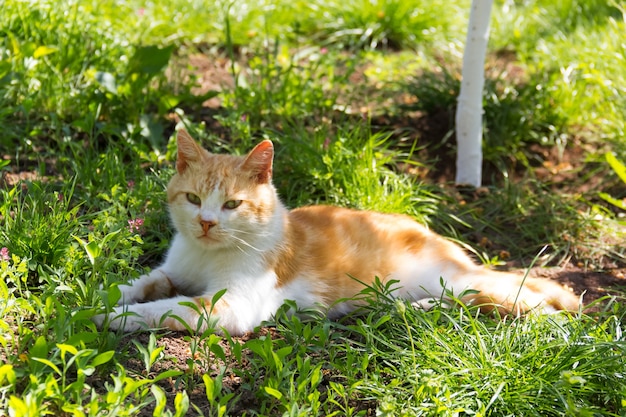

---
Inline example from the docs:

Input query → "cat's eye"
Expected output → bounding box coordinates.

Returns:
[186,193,201,205]
[223,200,242,210]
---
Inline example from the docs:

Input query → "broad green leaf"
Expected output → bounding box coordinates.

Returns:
[85,241,100,264]
[101,228,121,245]
[264,386,283,400]
[61,403,87,417]
[33,45,58,58]
[209,341,226,362]
[70,310,99,324]
[8,396,27,415]
[159,94,182,111]
[599,192,626,210]
[310,364,322,388]
[91,351,115,367]
[203,374,216,403]
[606,152,626,184]
[73,236,100,265]
[66,331,98,346]
[153,369,183,383]
[275,345,293,359]
[211,288,228,306]
[106,284,122,307]
[149,345,164,366]
[57,343,79,356]
[20,41,37,57]
[244,339,266,359]
[151,385,167,416]
[128,44,174,76]
[8,32,20,55]
[0,364,16,385]
[173,391,189,417]
[31,358,61,376]
[30,335,48,359]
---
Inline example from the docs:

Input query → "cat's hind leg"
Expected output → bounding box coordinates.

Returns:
[406,271,580,315]
[458,271,581,315]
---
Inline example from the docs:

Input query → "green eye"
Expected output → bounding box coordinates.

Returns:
[186,193,201,205]
[223,200,242,210]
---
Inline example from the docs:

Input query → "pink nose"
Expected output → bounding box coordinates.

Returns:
[200,220,217,233]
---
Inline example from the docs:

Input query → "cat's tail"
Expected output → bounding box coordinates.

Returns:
[456,270,581,315]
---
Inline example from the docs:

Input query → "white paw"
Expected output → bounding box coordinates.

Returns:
[412,298,437,311]
[117,283,142,305]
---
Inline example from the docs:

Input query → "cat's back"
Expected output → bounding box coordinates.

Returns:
[281,205,476,303]
[287,205,447,260]
[289,205,428,239]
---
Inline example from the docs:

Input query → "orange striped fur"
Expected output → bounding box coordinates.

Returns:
[94,130,580,335]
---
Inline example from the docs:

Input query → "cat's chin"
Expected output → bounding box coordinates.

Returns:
[178,232,222,248]
[196,235,221,245]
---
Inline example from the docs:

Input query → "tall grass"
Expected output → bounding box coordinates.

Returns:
[492,0,626,147]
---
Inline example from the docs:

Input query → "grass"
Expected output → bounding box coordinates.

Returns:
[1,0,626,415]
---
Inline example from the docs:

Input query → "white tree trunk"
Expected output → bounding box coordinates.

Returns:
[455,0,493,187]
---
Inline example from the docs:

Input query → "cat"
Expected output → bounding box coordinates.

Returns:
[94,130,580,335]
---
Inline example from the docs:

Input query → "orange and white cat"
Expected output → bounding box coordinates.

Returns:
[95,130,580,335]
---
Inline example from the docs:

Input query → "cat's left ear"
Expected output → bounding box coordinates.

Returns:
[176,129,203,174]
[243,140,274,184]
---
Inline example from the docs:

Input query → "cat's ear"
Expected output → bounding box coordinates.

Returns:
[176,129,203,173]
[243,140,274,184]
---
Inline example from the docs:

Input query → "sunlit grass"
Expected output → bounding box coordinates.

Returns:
[492,0,626,146]
[1,0,625,415]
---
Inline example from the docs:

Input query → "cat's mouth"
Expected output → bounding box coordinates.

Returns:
[197,233,219,242]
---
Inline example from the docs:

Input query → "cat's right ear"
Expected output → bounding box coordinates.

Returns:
[176,129,202,173]
[243,140,274,184]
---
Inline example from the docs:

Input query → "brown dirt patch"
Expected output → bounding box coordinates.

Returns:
[531,266,626,306]
[185,53,235,109]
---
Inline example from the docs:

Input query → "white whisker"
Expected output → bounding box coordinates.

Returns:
[229,234,264,252]
[228,227,273,238]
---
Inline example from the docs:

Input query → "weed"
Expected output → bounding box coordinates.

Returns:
[600,153,626,212]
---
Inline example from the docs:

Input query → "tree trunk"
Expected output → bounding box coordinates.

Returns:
[455,0,493,187]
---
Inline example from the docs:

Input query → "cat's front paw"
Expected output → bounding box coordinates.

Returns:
[117,283,142,305]
[113,269,176,305]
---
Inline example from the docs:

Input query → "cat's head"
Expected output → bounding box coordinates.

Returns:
[167,130,281,250]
